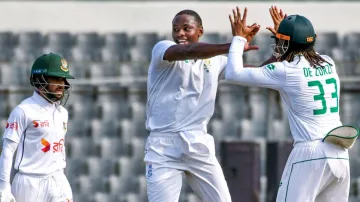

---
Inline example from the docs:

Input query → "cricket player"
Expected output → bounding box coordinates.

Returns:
[226,7,350,202]
[144,9,261,202]
[0,53,75,202]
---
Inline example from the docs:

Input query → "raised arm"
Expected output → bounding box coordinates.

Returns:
[164,43,231,61]
[225,7,285,89]
[164,42,260,62]
[245,6,287,67]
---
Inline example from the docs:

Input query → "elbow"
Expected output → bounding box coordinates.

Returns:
[225,75,238,82]
[225,65,238,81]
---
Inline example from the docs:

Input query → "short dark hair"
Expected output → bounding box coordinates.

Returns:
[175,9,203,27]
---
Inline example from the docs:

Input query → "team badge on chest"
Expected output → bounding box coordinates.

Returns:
[203,59,211,72]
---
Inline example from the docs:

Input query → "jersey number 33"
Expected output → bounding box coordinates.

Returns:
[308,77,338,115]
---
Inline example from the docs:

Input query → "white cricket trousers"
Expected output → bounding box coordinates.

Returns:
[276,140,350,202]
[11,170,73,202]
[144,130,232,202]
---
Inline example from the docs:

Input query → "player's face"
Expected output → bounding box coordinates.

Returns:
[172,14,203,44]
[46,76,65,99]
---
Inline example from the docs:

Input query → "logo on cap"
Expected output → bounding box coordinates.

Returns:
[60,59,69,72]
[307,37,314,43]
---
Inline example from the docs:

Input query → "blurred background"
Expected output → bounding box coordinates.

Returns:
[0,0,359,202]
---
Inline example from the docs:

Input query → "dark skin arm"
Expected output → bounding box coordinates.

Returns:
[243,55,277,68]
[164,43,231,61]
[260,55,277,66]
[163,23,260,62]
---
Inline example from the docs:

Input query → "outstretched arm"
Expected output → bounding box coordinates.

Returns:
[225,7,285,89]
[164,43,230,61]
[164,42,259,62]
[226,36,284,89]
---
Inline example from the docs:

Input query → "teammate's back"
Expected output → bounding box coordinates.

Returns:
[280,54,342,143]
[225,10,351,202]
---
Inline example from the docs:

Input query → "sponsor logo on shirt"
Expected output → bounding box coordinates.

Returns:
[41,138,51,152]
[5,122,18,130]
[33,120,50,128]
[41,138,64,153]
[53,139,65,153]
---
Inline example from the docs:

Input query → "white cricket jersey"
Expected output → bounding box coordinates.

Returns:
[226,36,342,143]
[146,40,227,132]
[3,92,68,175]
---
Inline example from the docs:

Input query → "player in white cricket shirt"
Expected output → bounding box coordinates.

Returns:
[0,53,74,202]
[144,9,261,202]
[226,7,350,202]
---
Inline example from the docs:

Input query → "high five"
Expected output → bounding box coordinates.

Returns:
[227,6,350,202]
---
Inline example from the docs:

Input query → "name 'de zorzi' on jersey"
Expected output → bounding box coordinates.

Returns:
[303,64,333,78]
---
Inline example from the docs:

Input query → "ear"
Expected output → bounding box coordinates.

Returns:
[198,26,204,38]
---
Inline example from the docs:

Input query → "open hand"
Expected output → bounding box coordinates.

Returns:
[229,7,259,39]
[246,23,261,43]
[244,42,259,52]
[266,6,287,35]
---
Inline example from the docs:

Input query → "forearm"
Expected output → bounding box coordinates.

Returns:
[164,43,230,61]
[0,139,18,191]
[225,36,247,81]
[260,55,277,66]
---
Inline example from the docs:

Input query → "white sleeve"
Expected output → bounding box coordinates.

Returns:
[151,40,176,68]
[0,139,18,191]
[225,36,286,90]
[3,107,27,143]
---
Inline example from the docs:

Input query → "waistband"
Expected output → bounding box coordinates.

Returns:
[149,130,206,137]
[294,139,323,148]
[17,169,64,178]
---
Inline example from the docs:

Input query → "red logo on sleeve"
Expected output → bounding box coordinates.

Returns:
[6,122,18,130]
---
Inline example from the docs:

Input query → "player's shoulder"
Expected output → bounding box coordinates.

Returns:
[17,96,39,109]
[152,40,176,52]
[58,105,68,115]
[8,105,26,118]
[319,54,335,66]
